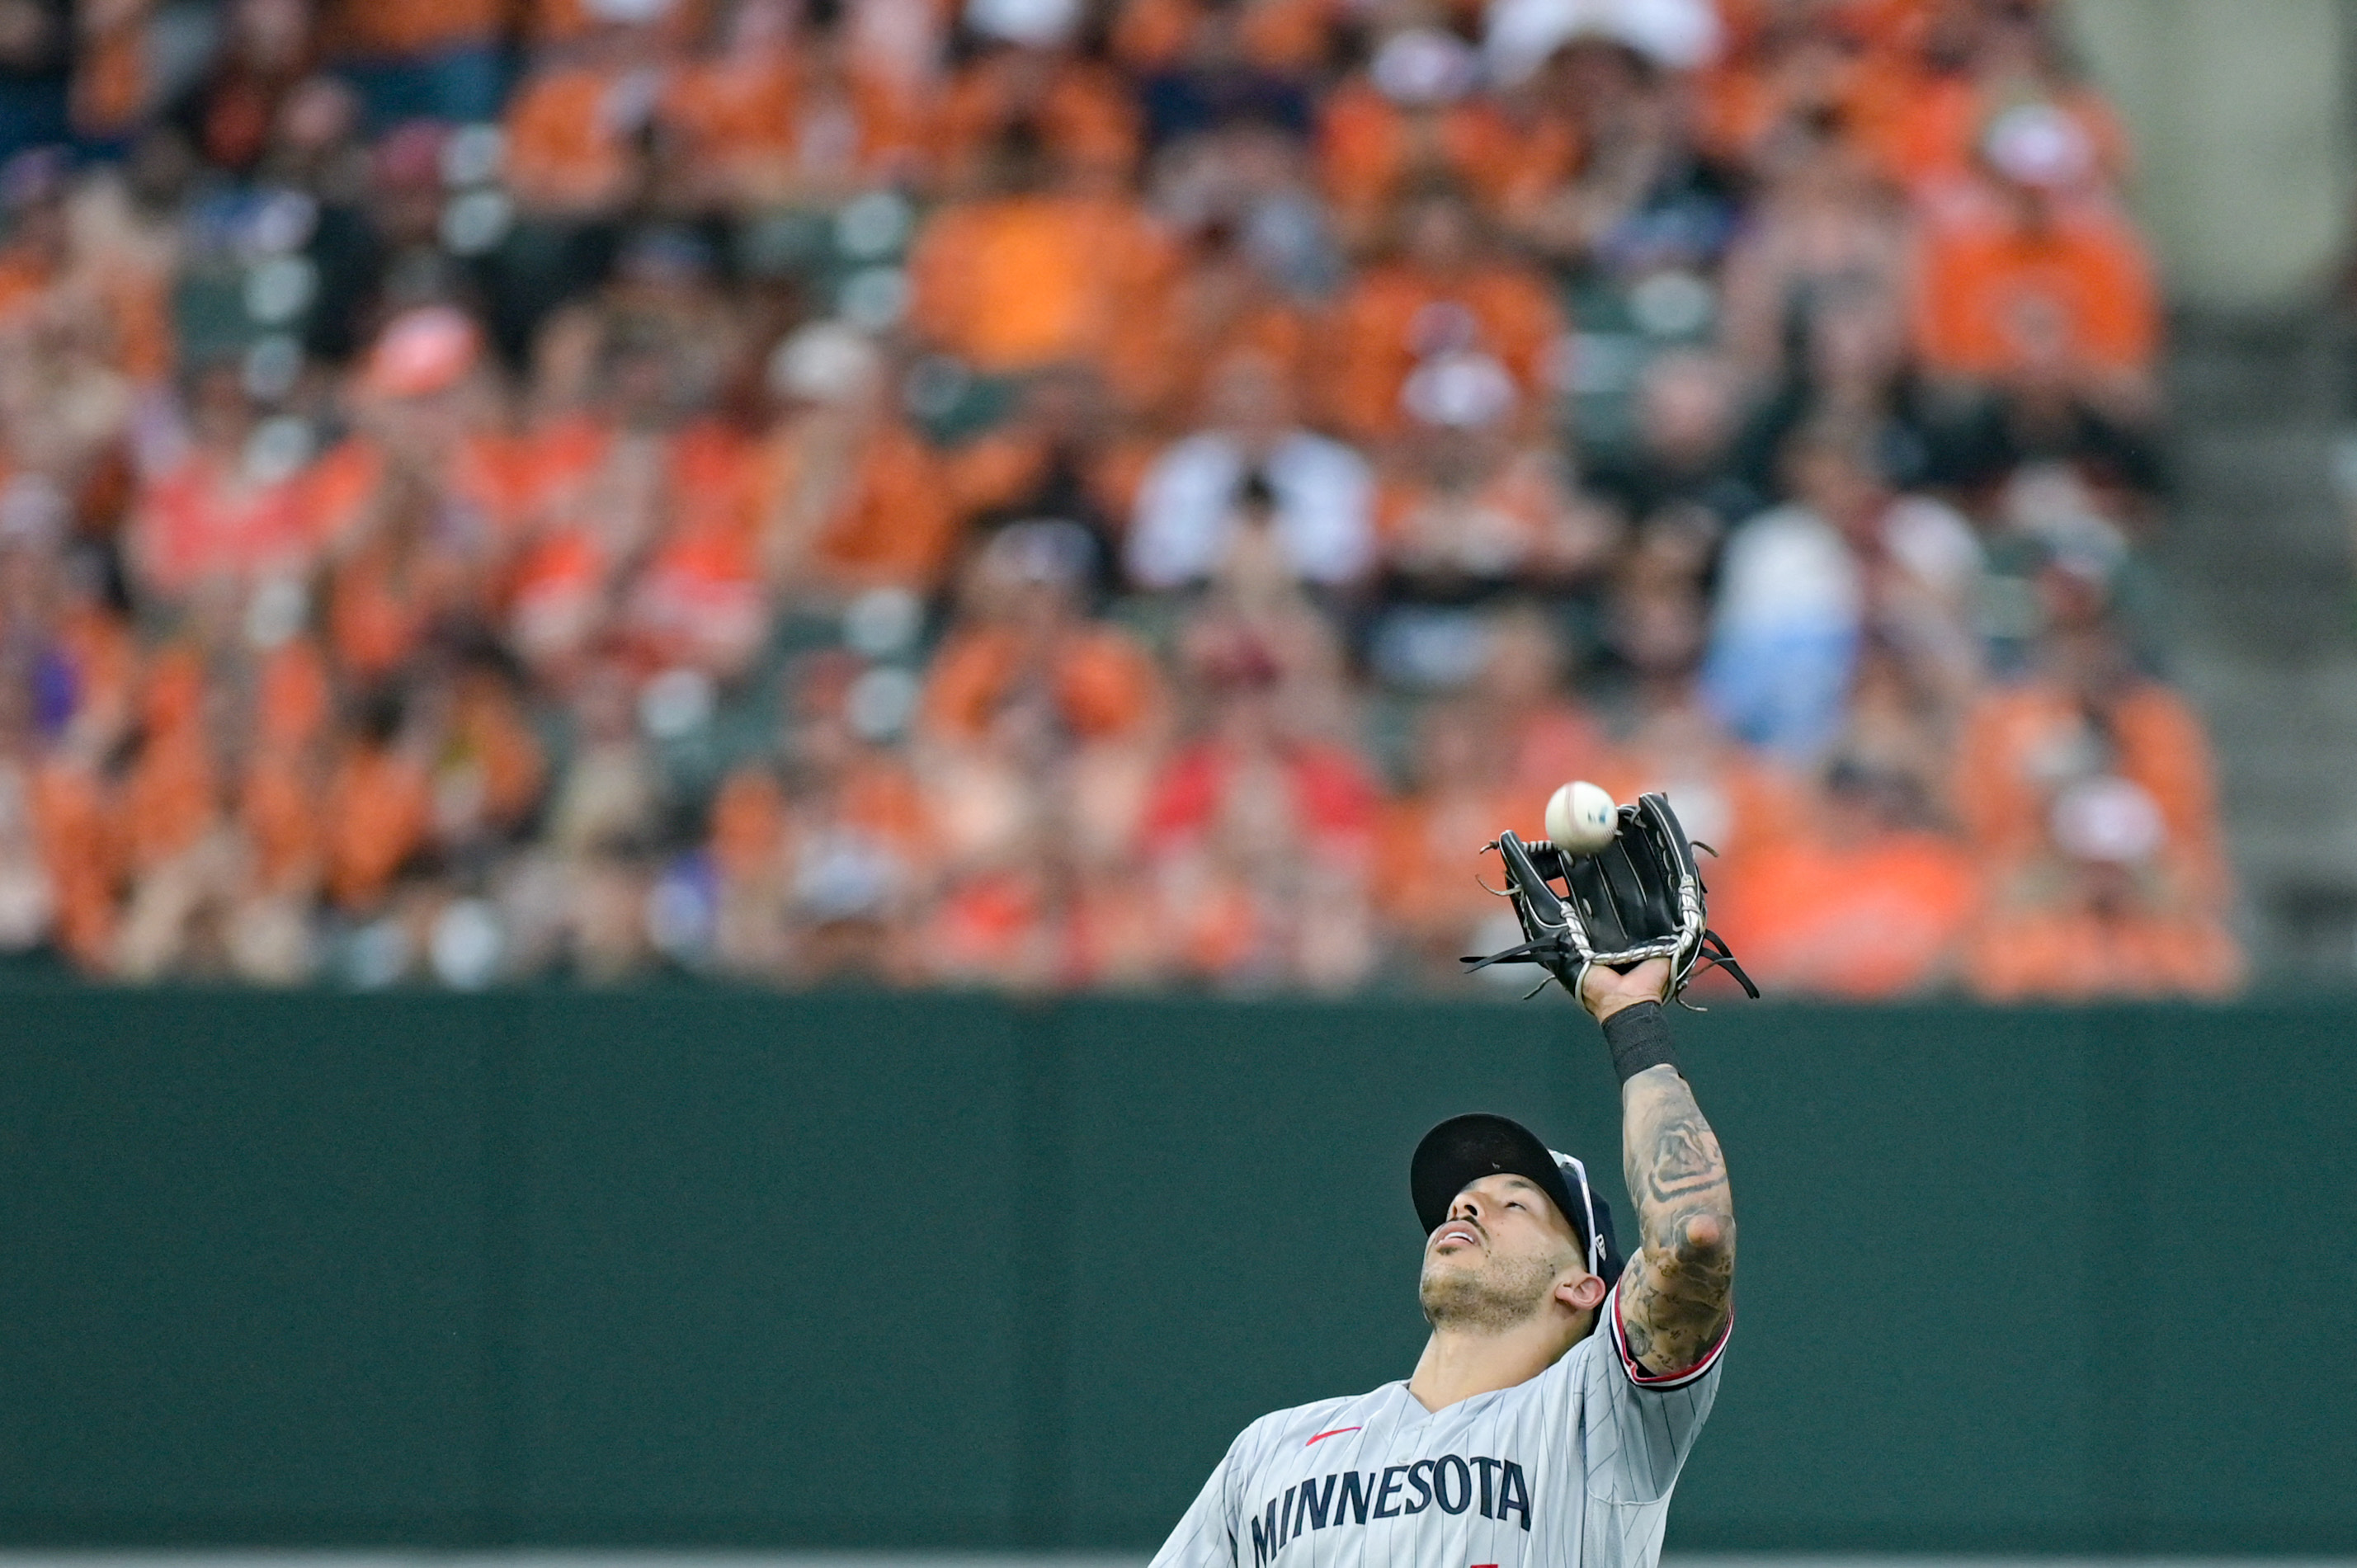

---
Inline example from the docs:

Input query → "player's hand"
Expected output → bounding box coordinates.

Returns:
[1580,957,1672,1022]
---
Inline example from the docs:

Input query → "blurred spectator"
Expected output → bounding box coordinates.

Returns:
[1716,123,1907,391]
[1473,600,1610,798]
[502,21,655,220]
[908,124,1172,389]
[708,649,928,982]
[1379,695,1525,983]
[920,521,1167,986]
[530,657,664,978]
[1318,23,1563,252]
[1377,351,1617,600]
[1596,532,1803,898]
[948,364,1145,568]
[657,2,926,212]
[1954,538,2240,1000]
[1909,103,2159,402]
[130,360,322,604]
[171,0,318,177]
[1127,197,1317,426]
[1324,183,1561,444]
[1586,348,1756,533]
[1143,594,1379,991]
[1128,350,1374,593]
[1702,421,1981,763]
[934,0,1140,191]
[1501,25,1737,285]
[756,321,960,598]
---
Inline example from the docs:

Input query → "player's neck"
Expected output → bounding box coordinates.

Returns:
[1407,1311,1591,1412]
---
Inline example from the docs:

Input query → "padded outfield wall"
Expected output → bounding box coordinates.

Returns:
[1,990,2350,1554]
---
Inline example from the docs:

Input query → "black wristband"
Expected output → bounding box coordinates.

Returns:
[1600,1001,1679,1084]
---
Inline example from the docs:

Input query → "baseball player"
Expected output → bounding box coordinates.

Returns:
[1149,956,1733,1568]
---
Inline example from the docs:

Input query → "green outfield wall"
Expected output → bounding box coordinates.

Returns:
[2,990,2350,1554]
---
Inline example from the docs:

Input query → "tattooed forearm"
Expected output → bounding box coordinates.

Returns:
[1614,1064,1734,1375]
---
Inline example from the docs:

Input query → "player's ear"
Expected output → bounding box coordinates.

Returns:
[1558,1272,1607,1312]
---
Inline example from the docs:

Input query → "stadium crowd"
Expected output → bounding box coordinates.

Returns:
[0,0,2242,996]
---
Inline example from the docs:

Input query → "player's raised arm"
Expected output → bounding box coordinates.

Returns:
[1581,960,1735,1378]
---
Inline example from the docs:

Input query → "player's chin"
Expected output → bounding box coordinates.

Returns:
[1417,1245,1483,1284]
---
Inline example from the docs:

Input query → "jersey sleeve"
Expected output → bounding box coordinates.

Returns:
[1577,1278,1731,1504]
[1149,1424,1250,1568]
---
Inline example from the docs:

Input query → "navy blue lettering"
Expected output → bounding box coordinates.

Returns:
[1404,1460,1434,1514]
[1433,1455,1472,1515]
[1252,1496,1280,1566]
[1256,1456,1525,1552]
[1473,1457,1500,1518]
[1299,1474,1336,1533]
[1498,1461,1532,1531]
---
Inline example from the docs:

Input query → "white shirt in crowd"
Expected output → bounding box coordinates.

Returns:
[1127,431,1376,590]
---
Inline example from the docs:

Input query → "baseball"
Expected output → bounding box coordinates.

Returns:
[1544,780,1619,855]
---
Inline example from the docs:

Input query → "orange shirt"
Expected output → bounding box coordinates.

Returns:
[324,0,503,59]
[72,10,148,135]
[1377,785,1529,934]
[709,768,790,884]
[1714,828,1981,999]
[1320,260,1563,440]
[31,756,118,969]
[1910,199,2158,380]
[511,412,615,530]
[1318,84,1573,236]
[504,64,645,215]
[660,49,925,195]
[920,624,1164,745]
[760,420,963,594]
[0,247,52,328]
[1965,901,2243,1002]
[256,638,333,751]
[123,724,219,873]
[241,749,323,894]
[324,743,431,911]
[907,192,1176,374]
[659,49,799,167]
[1121,277,1313,426]
[303,434,528,553]
[1952,676,2227,900]
[54,603,138,747]
[945,426,1151,525]
[1377,449,1582,576]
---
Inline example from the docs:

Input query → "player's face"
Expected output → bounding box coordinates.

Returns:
[1417,1174,1586,1330]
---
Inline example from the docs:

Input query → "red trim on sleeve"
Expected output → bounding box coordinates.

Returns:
[1608,1280,1732,1390]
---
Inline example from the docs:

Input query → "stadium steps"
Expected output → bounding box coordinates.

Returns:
[2158,308,2357,984]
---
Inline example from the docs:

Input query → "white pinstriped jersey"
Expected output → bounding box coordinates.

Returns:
[1150,1283,1728,1568]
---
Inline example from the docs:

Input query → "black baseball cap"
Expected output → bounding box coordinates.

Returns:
[1412,1114,1624,1287]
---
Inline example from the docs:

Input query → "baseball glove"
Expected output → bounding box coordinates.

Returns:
[1463,791,1758,1005]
